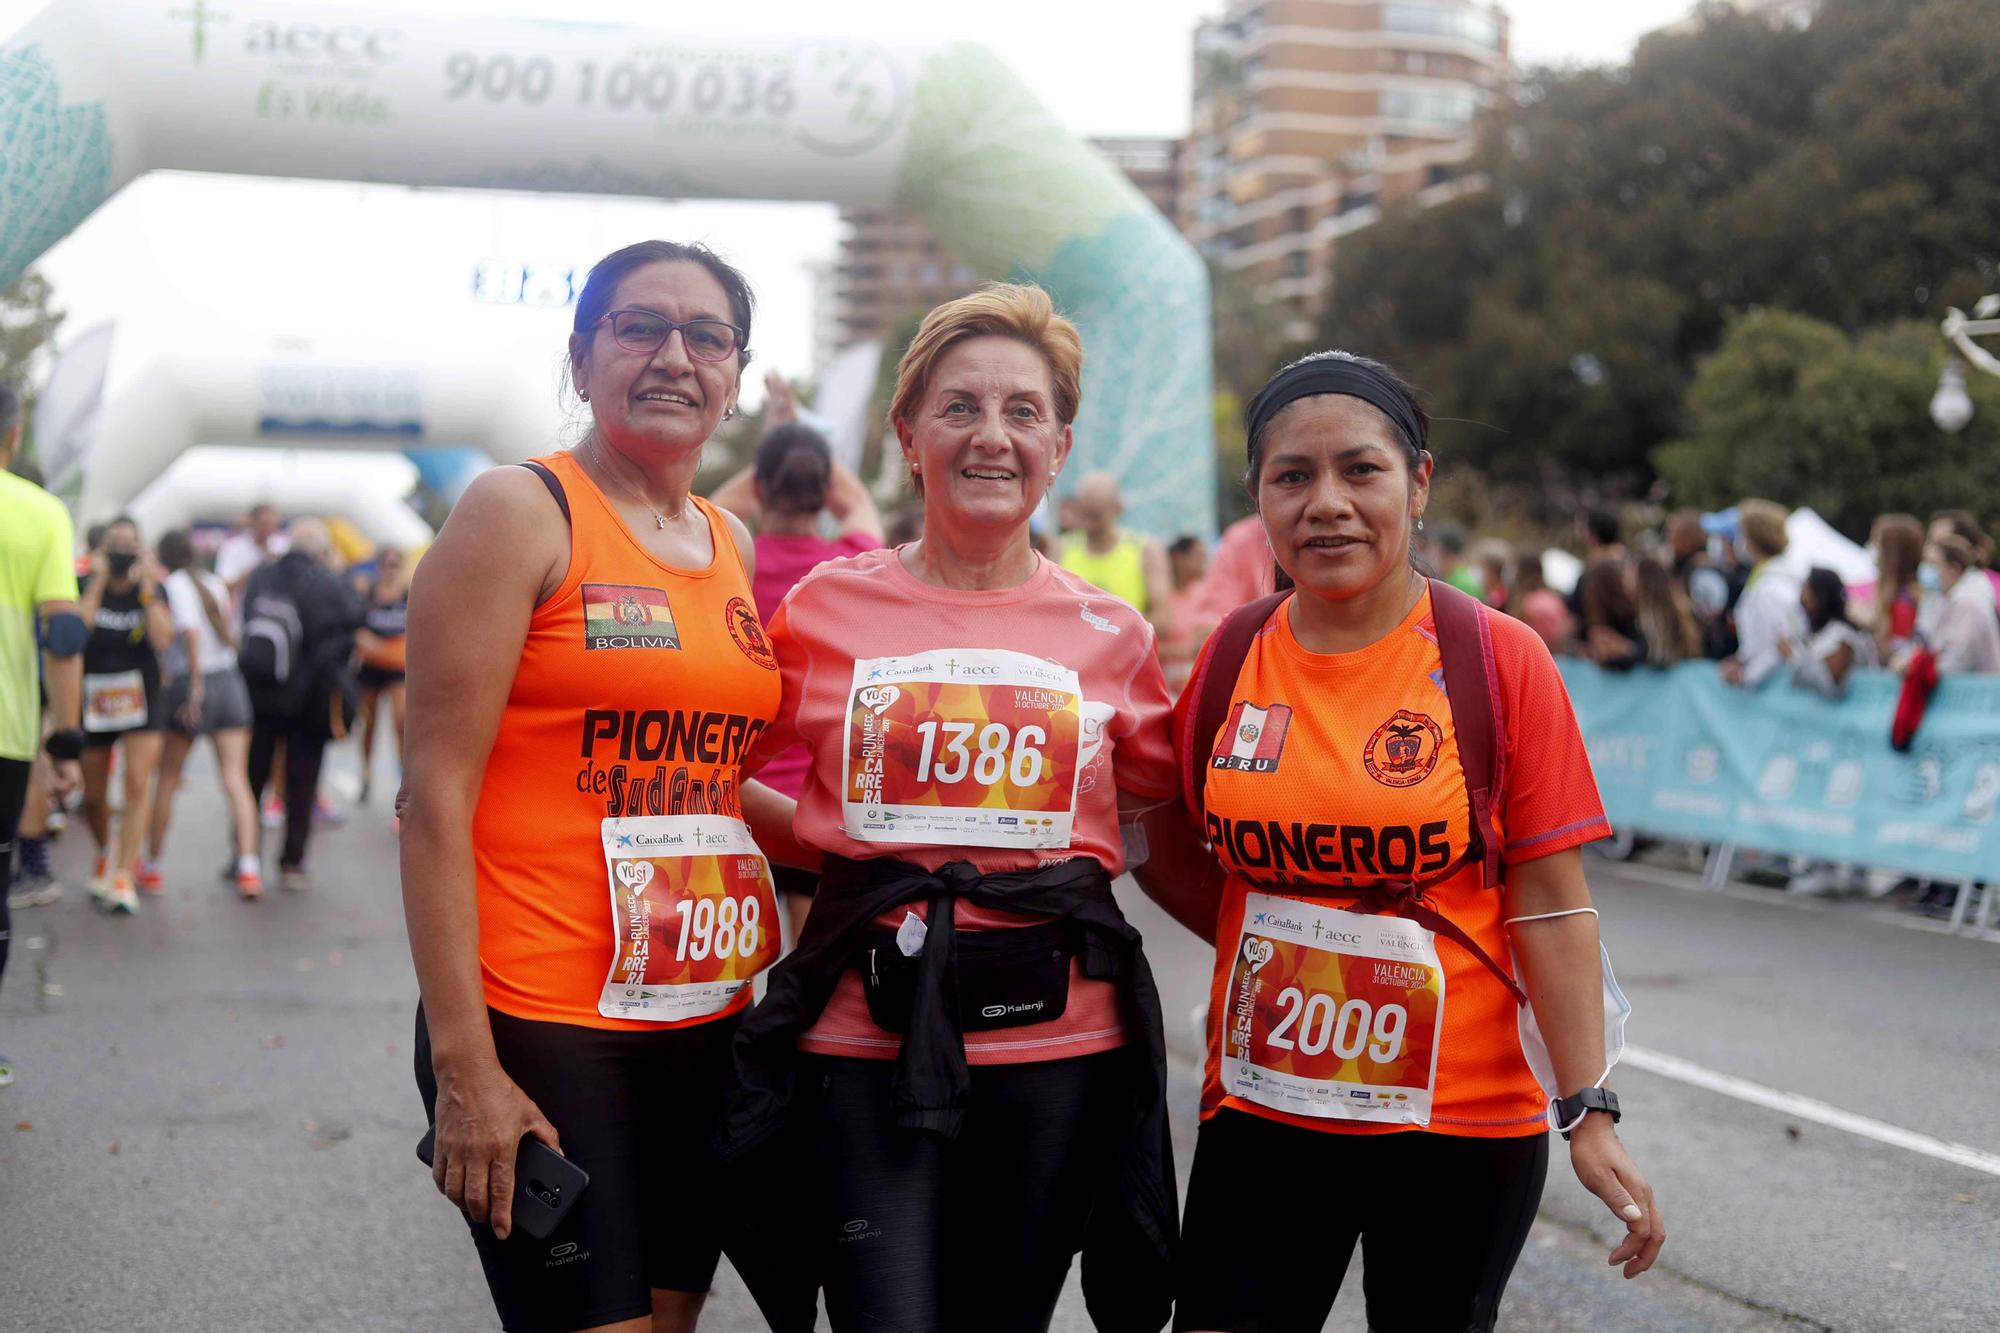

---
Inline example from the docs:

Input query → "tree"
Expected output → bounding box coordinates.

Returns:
[1654,309,2000,535]
[0,270,65,464]
[1317,0,2000,520]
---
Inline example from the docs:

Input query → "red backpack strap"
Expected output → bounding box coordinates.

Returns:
[1180,592,1290,821]
[1428,579,1507,889]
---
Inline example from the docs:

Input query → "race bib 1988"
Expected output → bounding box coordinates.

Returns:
[597,816,779,1022]
[841,649,1083,849]
[1223,893,1445,1125]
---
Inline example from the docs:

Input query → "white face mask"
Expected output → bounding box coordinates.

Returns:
[1918,562,1943,593]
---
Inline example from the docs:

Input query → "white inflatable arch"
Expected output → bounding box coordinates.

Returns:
[1,1,1215,536]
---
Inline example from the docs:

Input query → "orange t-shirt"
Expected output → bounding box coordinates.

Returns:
[472,451,782,1030]
[1183,588,1609,1136]
[755,546,1179,1064]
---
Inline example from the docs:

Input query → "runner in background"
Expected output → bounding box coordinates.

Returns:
[146,529,262,899]
[241,520,363,891]
[353,547,410,807]
[1863,512,1925,666]
[215,503,288,601]
[400,240,799,1333]
[720,285,1211,1332]
[77,517,172,916]
[1172,352,1662,1333]
[1193,512,1279,625]
[711,400,883,941]
[1060,470,1174,639]
[1158,534,1212,692]
[1,383,85,1086]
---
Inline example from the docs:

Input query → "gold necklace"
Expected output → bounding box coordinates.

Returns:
[588,440,686,530]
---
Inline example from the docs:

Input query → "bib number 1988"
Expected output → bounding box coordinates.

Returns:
[597,816,780,1022]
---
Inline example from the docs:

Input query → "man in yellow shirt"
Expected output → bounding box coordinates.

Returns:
[1,382,86,1087]
[1059,471,1174,639]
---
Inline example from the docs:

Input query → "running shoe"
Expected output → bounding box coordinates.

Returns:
[261,797,284,830]
[0,1057,13,1088]
[236,867,265,900]
[280,867,309,893]
[45,806,66,836]
[88,855,112,908]
[105,875,140,915]
[312,795,344,827]
[135,859,166,894]
[6,868,63,909]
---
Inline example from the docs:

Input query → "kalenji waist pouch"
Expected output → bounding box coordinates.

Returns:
[859,917,1076,1033]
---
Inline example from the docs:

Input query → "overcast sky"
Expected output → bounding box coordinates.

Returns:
[5,0,1696,416]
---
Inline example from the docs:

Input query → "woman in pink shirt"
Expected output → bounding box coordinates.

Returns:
[713,418,884,937]
[718,285,1212,1332]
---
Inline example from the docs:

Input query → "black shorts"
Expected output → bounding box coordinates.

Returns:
[413,1004,738,1333]
[358,663,406,690]
[1175,1108,1548,1333]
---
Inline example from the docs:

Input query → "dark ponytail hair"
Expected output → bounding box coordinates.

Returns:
[570,240,756,371]
[754,423,833,517]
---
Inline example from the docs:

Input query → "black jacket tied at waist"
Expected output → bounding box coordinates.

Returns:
[716,852,1177,1333]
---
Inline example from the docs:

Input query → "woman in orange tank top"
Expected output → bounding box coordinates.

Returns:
[399,241,805,1333]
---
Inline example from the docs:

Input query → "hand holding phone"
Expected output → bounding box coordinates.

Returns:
[418,1125,590,1240]
[420,1060,568,1240]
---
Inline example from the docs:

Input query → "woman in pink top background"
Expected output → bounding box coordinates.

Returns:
[713,402,883,938]
[718,284,1215,1332]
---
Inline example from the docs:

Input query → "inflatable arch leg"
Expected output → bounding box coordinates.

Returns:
[1,2,1215,537]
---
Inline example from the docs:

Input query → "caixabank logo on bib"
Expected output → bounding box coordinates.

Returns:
[1364,710,1443,788]
[583,584,680,651]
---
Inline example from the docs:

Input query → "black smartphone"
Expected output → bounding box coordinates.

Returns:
[416,1126,590,1240]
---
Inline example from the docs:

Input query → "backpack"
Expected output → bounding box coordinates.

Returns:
[239,571,309,711]
[1180,577,1509,895]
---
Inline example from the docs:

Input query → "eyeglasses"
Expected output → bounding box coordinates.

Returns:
[593,309,746,363]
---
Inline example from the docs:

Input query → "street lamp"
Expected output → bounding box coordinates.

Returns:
[1935,295,2000,431]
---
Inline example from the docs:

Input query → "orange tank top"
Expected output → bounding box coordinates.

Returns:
[473,451,782,1030]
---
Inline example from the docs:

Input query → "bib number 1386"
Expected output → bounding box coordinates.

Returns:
[913,720,1047,787]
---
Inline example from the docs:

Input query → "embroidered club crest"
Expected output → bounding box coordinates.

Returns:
[1363,710,1443,788]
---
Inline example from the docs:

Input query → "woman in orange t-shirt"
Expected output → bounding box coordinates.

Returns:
[399,241,802,1333]
[1171,353,1665,1333]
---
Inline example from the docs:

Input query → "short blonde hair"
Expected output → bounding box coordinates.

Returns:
[889,283,1084,432]
[1737,499,1789,559]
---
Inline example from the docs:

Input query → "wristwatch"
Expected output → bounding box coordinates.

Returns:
[1553,1087,1621,1140]
[44,728,86,761]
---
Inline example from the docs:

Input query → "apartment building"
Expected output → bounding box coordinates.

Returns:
[825,136,1184,360]
[1182,1,1509,335]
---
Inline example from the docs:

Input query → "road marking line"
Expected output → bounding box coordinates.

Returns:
[1622,1044,2000,1179]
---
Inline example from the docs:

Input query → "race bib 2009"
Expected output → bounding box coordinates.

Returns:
[841,649,1083,849]
[596,816,779,1022]
[1223,893,1445,1125]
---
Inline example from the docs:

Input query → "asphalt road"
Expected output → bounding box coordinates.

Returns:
[2,745,1995,1331]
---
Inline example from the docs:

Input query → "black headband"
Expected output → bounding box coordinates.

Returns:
[1245,355,1426,458]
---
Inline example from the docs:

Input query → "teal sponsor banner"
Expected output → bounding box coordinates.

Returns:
[1559,661,2000,883]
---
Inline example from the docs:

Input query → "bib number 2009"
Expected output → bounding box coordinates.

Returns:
[597,816,780,1022]
[1223,893,1444,1125]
